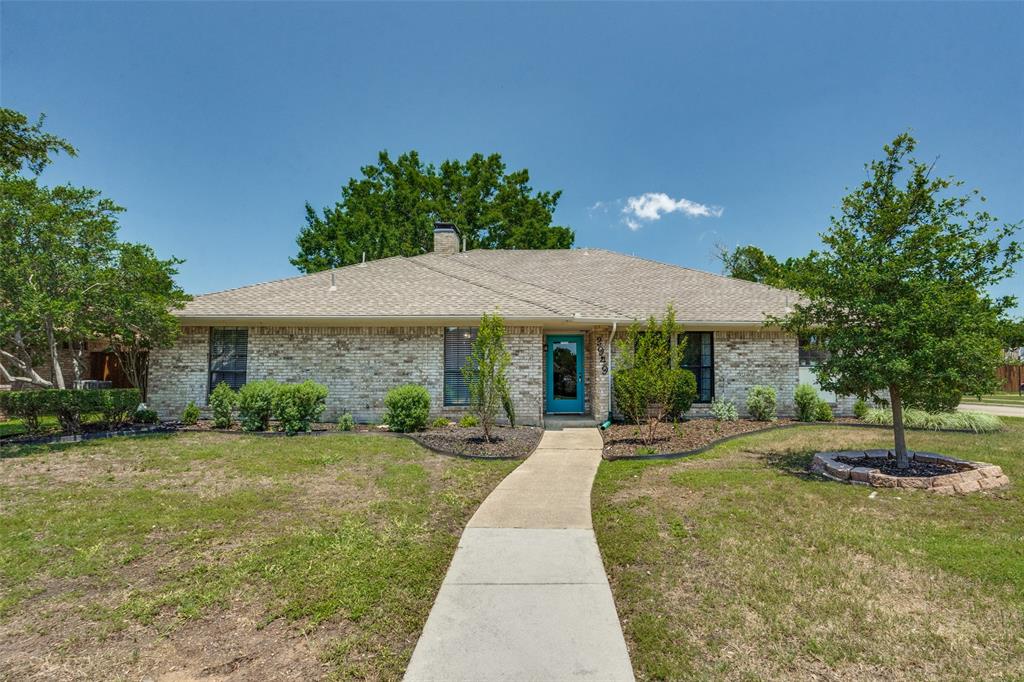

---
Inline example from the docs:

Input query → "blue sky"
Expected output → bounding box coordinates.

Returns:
[3,2,1022,309]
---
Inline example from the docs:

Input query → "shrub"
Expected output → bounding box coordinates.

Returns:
[710,397,738,422]
[209,382,237,429]
[134,407,159,424]
[794,384,819,422]
[863,408,1002,433]
[813,399,833,422]
[97,389,142,429]
[746,385,777,421]
[181,401,200,425]
[337,413,355,431]
[383,384,431,433]
[0,390,47,434]
[501,389,516,428]
[272,380,328,435]
[463,312,511,441]
[458,414,479,428]
[238,380,278,432]
[666,369,698,421]
[430,416,451,429]
[853,397,869,419]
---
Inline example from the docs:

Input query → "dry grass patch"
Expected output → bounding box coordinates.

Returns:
[0,432,517,680]
[594,421,1024,681]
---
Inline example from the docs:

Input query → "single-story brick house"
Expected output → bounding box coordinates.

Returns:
[148,223,854,424]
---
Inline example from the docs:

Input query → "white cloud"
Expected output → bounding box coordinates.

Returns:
[621,192,723,230]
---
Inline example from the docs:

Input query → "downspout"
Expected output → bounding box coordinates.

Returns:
[605,322,617,425]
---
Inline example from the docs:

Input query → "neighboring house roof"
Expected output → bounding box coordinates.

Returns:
[176,248,797,325]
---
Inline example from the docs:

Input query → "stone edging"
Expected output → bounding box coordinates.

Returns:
[1,423,534,462]
[810,450,1010,494]
[600,420,990,462]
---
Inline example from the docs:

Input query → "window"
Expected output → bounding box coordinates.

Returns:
[680,332,714,402]
[209,328,248,393]
[798,334,828,367]
[444,327,477,406]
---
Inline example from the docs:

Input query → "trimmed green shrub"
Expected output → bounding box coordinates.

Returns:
[337,413,355,431]
[863,408,1002,433]
[794,384,819,422]
[746,385,777,421]
[710,397,738,422]
[853,398,869,419]
[383,384,431,433]
[181,401,200,425]
[666,369,698,421]
[430,416,451,429]
[209,382,237,429]
[238,380,278,432]
[813,399,833,422]
[458,414,479,428]
[501,390,516,428]
[134,407,159,424]
[272,380,328,434]
[0,388,140,434]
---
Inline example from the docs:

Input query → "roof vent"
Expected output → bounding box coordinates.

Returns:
[433,222,460,255]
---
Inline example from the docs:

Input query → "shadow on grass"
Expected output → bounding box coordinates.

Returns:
[761,449,821,480]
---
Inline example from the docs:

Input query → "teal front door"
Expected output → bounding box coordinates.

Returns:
[546,335,585,413]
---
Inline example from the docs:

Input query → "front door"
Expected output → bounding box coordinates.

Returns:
[546,335,585,413]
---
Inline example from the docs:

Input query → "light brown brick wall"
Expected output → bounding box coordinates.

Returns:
[147,324,545,425]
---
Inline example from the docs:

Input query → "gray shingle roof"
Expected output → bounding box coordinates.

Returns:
[177,248,797,324]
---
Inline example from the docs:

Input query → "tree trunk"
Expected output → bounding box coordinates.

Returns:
[44,317,66,390]
[889,385,909,469]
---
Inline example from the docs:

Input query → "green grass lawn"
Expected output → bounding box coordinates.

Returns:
[961,392,1024,407]
[0,432,517,680]
[594,419,1024,681]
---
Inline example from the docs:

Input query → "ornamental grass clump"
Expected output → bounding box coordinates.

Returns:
[863,408,1002,433]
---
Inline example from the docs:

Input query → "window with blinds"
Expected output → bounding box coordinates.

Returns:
[444,327,477,406]
[209,328,248,394]
[680,332,714,403]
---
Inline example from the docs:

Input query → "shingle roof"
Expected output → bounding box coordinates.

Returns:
[177,248,797,324]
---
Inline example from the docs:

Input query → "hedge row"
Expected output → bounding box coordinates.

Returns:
[208,380,328,435]
[0,388,142,435]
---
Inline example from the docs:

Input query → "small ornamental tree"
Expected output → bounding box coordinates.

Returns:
[463,312,511,442]
[777,133,1021,468]
[612,304,694,444]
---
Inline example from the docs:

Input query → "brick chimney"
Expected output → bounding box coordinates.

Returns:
[433,222,460,255]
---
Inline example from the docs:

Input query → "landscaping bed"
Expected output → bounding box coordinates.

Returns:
[412,425,543,459]
[602,418,859,457]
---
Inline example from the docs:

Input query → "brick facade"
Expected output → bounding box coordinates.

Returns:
[147,324,855,425]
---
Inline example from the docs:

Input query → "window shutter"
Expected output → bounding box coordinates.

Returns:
[444,327,477,406]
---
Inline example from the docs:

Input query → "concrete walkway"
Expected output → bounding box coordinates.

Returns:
[959,402,1024,418]
[404,428,634,682]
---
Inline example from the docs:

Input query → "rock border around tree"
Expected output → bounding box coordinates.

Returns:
[811,450,1010,494]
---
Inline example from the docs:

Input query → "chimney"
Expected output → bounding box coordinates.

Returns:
[433,222,461,255]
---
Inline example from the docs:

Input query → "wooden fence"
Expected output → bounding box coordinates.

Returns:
[996,364,1024,393]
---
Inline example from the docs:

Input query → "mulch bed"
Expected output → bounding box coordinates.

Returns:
[602,419,797,457]
[411,425,543,459]
[835,453,968,478]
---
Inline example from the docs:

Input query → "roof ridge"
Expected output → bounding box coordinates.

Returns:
[406,257,576,319]
[446,252,632,320]
[191,255,409,298]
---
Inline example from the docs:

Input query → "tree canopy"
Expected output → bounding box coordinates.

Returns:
[714,243,808,288]
[291,151,574,272]
[776,133,1021,467]
[0,108,189,392]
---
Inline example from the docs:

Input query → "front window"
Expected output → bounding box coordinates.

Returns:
[799,334,828,366]
[680,332,714,402]
[444,327,477,406]
[209,328,248,394]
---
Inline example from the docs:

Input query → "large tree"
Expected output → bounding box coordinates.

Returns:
[777,133,1020,468]
[0,109,189,392]
[292,151,574,272]
[714,243,809,289]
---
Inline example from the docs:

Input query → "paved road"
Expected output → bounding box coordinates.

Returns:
[404,428,634,682]
[959,403,1024,418]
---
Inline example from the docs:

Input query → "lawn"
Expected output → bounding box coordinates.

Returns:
[0,432,518,680]
[961,392,1024,407]
[593,418,1024,681]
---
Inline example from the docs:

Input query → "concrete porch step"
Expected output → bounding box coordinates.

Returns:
[543,414,602,430]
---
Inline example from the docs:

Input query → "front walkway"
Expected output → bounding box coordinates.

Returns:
[404,428,634,681]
